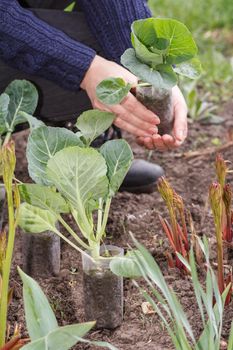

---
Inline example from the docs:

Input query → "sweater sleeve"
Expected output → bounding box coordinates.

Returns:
[79,0,152,63]
[0,0,96,91]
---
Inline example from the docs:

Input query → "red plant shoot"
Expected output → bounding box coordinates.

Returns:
[157,177,189,272]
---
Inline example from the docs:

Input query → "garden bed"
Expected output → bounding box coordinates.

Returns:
[9,100,233,349]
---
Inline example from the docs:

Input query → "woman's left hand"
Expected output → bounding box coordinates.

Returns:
[136,86,188,151]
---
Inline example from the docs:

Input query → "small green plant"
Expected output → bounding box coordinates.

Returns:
[96,18,201,101]
[17,268,116,350]
[0,80,41,148]
[181,80,224,124]
[111,234,233,350]
[18,110,133,260]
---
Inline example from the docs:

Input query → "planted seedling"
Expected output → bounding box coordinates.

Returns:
[18,109,133,328]
[96,18,202,135]
[0,79,61,279]
[0,80,41,223]
[0,79,44,347]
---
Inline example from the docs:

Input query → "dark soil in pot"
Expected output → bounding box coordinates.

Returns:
[136,85,173,135]
[82,245,123,329]
[22,229,60,277]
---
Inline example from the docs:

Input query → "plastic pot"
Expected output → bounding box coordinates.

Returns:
[82,245,124,329]
[136,85,173,135]
[22,227,60,277]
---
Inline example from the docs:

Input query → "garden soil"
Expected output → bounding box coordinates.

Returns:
[8,100,233,350]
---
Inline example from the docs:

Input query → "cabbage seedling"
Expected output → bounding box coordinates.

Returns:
[18,110,133,260]
[96,18,202,135]
[18,110,133,328]
[0,79,42,147]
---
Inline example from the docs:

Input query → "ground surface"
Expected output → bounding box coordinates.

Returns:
[8,100,233,349]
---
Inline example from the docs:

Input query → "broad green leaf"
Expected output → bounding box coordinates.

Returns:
[46,147,109,235]
[121,49,176,89]
[19,111,44,130]
[18,203,58,233]
[19,184,69,214]
[5,80,38,132]
[152,18,198,64]
[76,109,115,145]
[100,140,133,195]
[27,126,84,185]
[18,267,58,341]
[131,32,163,67]
[110,250,142,278]
[131,18,198,65]
[132,18,168,50]
[173,57,202,79]
[96,78,131,105]
[47,146,109,208]
[0,93,10,134]
[156,64,178,87]
[21,324,116,350]
[131,19,167,66]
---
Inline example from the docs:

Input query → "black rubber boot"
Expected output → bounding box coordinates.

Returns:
[120,159,164,194]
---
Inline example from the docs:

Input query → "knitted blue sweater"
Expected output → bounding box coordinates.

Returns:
[0,0,151,91]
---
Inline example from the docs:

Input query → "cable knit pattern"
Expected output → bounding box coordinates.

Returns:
[0,0,151,90]
[0,0,96,91]
[79,0,152,62]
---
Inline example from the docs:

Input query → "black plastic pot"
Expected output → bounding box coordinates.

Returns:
[22,227,60,277]
[136,85,173,135]
[82,245,124,329]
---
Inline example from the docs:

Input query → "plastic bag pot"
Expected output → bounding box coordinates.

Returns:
[22,226,60,277]
[82,245,124,329]
[136,85,173,135]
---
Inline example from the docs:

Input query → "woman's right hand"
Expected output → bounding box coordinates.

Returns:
[80,55,160,138]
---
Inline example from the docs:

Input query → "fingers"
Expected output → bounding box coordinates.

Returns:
[111,104,158,135]
[152,134,168,151]
[94,92,159,137]
[172,86,188,144]
[114,117,155,137]
[122,94,160,125]
[137,134,181,151]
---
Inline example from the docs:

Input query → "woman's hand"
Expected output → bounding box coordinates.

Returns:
[81,55,160,138]
[136,86,188,151]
